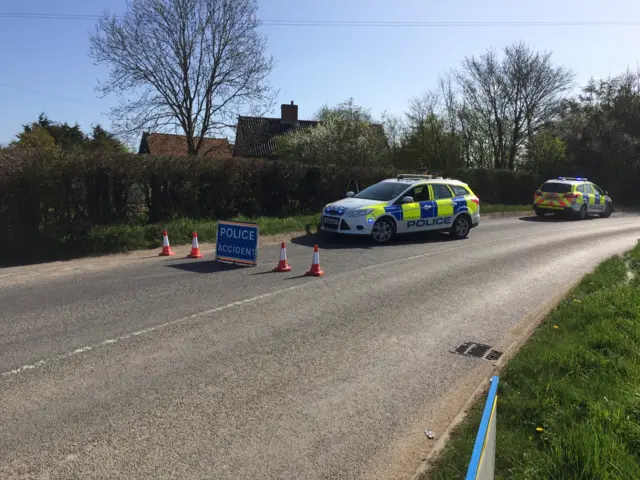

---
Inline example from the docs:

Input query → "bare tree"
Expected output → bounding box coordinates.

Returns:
[406,92,440,129]
[90,0,277,155]
[381,111,406,167]
[455,42,574,170]
[438,73,459,136]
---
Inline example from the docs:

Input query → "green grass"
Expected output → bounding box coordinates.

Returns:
[425,244,640,479]
[74,204,530,256]
[1,203,530,265]
[482,203,531,213]
[86,214,322,255]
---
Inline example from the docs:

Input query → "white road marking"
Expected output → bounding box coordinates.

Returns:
[1,285,305,377]
[2,221,639,378]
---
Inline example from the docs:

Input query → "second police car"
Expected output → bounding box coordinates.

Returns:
[533,177,613,220]
[320,174,480,244]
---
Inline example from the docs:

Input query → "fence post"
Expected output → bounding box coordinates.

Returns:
[465,375,500,480]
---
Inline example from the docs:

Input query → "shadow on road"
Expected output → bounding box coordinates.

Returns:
[166,260,249,274]
[283,273,312,280]
[290,230,455,250]
[518,215,596,223]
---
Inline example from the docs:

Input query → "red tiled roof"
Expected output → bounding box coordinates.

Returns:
[139,132,232,157]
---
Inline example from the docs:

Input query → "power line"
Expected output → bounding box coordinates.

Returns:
[0,83,103,107]
[263,20,640,27]
[0,12,639,27]
[0,13,102,20]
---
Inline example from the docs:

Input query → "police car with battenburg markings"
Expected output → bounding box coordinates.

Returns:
[320,174,481,244]
[533,177,613,220]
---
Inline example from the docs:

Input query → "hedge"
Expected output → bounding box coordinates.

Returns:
[0,148,542,264]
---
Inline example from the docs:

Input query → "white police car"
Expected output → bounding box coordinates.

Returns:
[320,174,481,243]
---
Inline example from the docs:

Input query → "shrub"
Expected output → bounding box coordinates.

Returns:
[0,148,546,263]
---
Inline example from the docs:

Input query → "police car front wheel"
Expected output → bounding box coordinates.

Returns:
[451,215,471,239]
[600,204,612,218]
[371,218,395,244]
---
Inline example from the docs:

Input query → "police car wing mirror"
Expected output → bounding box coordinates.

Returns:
[605,190,609,195]
[401,196,414,204]
[346,191,355,198]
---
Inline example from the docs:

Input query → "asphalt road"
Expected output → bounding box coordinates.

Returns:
[2,213,640,480]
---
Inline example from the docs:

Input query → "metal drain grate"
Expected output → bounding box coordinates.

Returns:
[467,343,492,358]
[486,350,503,361]
[454,342,472,355]
[452,342,503,361]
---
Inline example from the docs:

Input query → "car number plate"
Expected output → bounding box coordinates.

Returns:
[324,217,339,225]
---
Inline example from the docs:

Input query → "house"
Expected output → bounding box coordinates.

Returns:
[233,101,387,159]
[138,132,232,158]
[233,101,319,158]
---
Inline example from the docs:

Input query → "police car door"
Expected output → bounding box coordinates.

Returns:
[591,184,606,211]
[398,185,433,233]
[583,184,596,212]
[429,184,455,229]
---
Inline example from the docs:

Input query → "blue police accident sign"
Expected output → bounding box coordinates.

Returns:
[215,220,259,266]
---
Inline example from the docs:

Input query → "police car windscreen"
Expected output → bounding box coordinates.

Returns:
[540,182,572,193]
[354,182,409,201]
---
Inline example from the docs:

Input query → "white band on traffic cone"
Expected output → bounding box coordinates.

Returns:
[280,246,287,261]
[192,236,199,249]
[312,250,319,265]
[162,235,170,247]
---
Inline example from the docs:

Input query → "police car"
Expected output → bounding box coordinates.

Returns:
[533,177,613,220]
[320,174,480,244]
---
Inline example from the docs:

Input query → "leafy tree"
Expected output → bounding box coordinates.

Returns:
[85,125,128,153]
[314,97,375,123]
[47,122,87,151]
[90,0,276,155]
[276,98,389,167]
[524,129,568,176]
[559,70,640,203]
[10,114,126,153]
[10,123,59,153]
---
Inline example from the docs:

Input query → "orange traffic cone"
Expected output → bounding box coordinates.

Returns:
[273,242,292,272]
[187,231,203,258]
[159,229,175,256]
[305,245,325,276]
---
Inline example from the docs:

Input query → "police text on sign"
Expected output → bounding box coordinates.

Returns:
[215,220,259,266]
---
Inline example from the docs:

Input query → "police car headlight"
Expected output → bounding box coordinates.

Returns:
[346,209,374,217]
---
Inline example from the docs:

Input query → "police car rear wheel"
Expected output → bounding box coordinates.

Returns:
[371,218,394,244]
[451,215,470,239]
[535,209,546,217]
[578,205,588,220]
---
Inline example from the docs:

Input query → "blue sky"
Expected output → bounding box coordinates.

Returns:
[1,0,638,146]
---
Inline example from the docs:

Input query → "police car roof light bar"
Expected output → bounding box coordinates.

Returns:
[558,176,587,181]
[397,174,434,180]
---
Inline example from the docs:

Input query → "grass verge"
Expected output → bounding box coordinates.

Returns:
[0,204,529,266]
[86,205,530,255]
[425,244,640,479]
[424,246,640,480]
[85,214,322,255]
[482,203,531,213]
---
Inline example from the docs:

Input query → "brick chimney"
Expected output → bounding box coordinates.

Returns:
[281,101,298,124]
